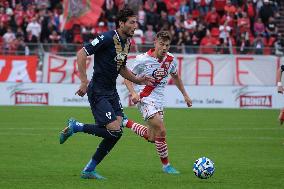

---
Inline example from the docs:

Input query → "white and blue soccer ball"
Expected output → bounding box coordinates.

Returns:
[193,157,215,179]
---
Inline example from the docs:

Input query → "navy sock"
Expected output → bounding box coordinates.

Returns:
[83,124,122,139]
[83,158,97,172]
[92,137,121,165]
[72,122,84,133]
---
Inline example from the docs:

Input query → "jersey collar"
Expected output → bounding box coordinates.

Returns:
[147,49,167,63]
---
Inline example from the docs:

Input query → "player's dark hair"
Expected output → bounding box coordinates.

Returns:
[115,7,136,27]
[156,31,172,42]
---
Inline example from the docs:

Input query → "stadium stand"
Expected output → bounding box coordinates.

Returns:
[0,0,283,56]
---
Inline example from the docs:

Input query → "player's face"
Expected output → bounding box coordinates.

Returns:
[155,39,170,58]
[121,16,137,37]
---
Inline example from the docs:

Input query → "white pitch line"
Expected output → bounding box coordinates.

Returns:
[0,127,282,131]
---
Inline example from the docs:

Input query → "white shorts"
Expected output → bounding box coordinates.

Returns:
[137,98,164,120]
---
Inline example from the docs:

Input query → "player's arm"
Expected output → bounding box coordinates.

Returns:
[171,72,192,107]
[124,79,140,104]
[75,48,88,97]
[75,35,107,97]
[120,66,154,86]
[277,65,284,94]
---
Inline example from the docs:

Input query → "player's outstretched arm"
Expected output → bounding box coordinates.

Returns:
[75,48,88,97]
[120,66,154,86]
[171,73,192,107]
[277,66,284,94]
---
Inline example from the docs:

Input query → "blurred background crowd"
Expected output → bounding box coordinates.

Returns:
[0,0,283,55]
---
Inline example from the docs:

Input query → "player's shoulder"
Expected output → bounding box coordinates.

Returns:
[135,52,150,62]
[165,52,175,63]
[166,52,175,58]
[98,30,115,41]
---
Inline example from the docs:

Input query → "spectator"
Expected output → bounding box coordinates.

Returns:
[81,25,95,43]
[214,0,227,16]
[144,24,156,44]
[219,22,231,42]
[252,33,265,54]
[176,31,185,53]
[49,30,60,43]
[254,17,265,36]
[165,0,179,24]
[199,29,220,54]
[184,30,193,53]
[224,0,236,15]
[144,0,158,27]
[15,27,24,39]
[184,14,197,31]
[16,37,29,55]
[137,5,146,31]
[274,34,284,56]
[205,7,220,29]
[259,0,274,25]
[236,33,250,54]
[26,17,42,41]
[105,0,117,30]
[245,0,255,34]
[265,16,277,39]
[0,21,6,36]
[0,7,10,26]
[157,11,170,31]
[179,0,190,19]
[3,27,15,50]
[237,12,250,41]
[156,0,168,15]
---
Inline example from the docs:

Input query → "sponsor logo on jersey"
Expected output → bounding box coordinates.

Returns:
[152,68,168,80]
[114,52,127,62]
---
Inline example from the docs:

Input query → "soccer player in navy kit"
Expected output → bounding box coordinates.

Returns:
[59,8,153,179]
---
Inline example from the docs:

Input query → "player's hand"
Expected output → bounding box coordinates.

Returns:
[75,82,88,97]
[184,96,192,107]
[131,92,140,104]
[278,86,284,94]
[138,75,155,86]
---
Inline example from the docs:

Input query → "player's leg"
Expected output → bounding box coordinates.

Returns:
[278,108,284,125]
[59,95,122,144]
[81,116,122,179]
[81,94,123,179]
[148,112,180,174]
[123,102,158,141]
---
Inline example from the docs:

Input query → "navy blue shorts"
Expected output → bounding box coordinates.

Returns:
[87,88,123,126]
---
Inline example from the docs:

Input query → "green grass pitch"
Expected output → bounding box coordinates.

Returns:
[0,106,284,189]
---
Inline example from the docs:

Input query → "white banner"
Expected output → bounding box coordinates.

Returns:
[42,53,282,86]
[1,82,283,109]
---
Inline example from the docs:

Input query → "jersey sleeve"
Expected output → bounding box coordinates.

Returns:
[169,58,178,75]
[83,34,110,56]
[129,55,144,75]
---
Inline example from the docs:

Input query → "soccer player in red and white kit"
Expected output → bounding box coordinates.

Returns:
[123,31,192,174]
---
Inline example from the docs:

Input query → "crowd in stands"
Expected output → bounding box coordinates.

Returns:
[0,0,283,55]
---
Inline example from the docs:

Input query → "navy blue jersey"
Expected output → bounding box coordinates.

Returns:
[83,30,131,93]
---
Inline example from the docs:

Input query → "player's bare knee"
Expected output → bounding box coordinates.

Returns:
[156,124,166,137]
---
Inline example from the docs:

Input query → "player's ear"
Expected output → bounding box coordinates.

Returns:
[119,21,124,29]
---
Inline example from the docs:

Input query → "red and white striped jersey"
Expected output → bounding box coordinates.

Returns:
[129,49,178,106]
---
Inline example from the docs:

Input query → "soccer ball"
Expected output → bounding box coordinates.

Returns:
[193,157,215,179]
